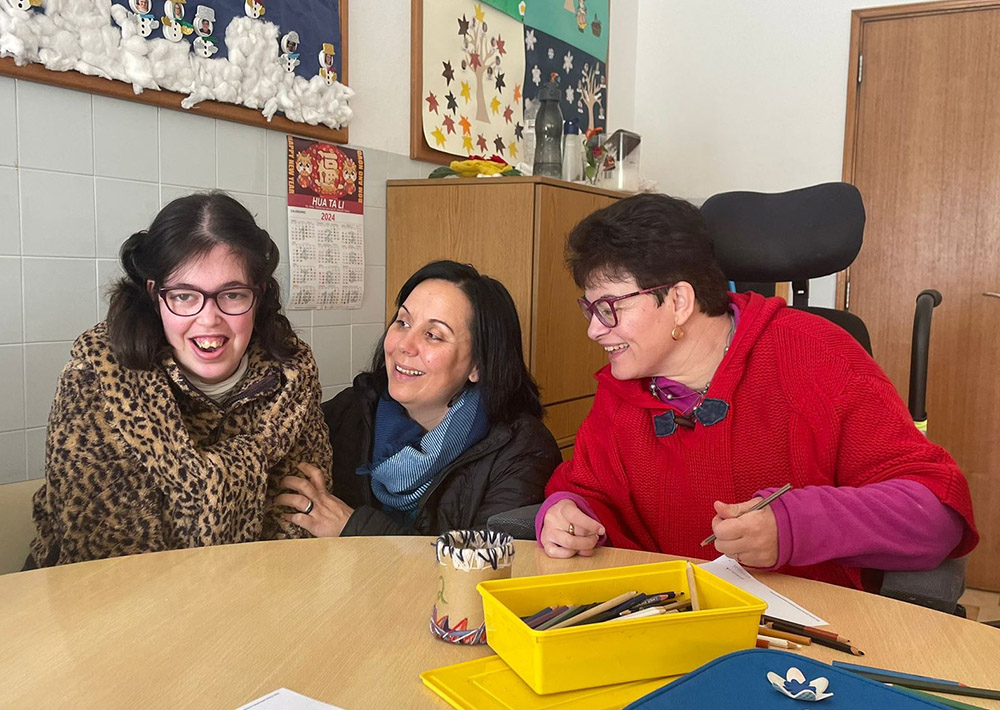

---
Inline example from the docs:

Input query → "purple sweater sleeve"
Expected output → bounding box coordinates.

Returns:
[535,491,609,546]
[761,480,965,571]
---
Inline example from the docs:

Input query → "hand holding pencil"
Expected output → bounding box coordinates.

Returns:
[703,484,791,568]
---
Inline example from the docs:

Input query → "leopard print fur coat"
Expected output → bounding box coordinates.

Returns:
[29,322,333,567]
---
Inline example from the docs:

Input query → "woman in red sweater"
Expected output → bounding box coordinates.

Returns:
[537,193,978,589]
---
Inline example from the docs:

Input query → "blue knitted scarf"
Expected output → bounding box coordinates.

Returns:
[360,387,489,512]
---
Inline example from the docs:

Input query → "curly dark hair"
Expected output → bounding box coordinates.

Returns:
[106,192,295,369]
[367,260,543,425]
[566,193,730,316]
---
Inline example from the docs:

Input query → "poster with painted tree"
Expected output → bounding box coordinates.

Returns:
[523,0,608,137]
[421,1,526,160]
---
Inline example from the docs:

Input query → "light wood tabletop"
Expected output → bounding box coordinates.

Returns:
[1,537,998,709]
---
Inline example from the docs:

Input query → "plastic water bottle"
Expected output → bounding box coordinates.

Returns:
[561,119,583,182]
[522,99,538,171]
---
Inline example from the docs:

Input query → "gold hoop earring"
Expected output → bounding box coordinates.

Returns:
[671,325,685,341]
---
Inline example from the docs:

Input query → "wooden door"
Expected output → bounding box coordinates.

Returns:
[843,3,1000,589]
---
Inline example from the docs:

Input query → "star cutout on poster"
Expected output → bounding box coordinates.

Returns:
[474,3,485,22]
[514,84,521,102]
[476,134,489,152]
[460,81,471,103]
[443,115,456,134]
[514,122,523,140]
[459,115,472,135]
[503,104,513,123]
[525,29,536,51]
[563,51,574,73]
[495,71,506,92]
[426,92,439,114]
[493,135,505,154]
[442,60,454,84]
[445,92,458,113]
[490,96,501,114]
[458,14,470,35]
[470,52,482,70]
[432,127,446,147]
[508,141,517,159]
[496,35,506,56]
[463,135,474,152]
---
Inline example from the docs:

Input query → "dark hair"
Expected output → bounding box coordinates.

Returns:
[106,192,295,369]
[566,193,730,316]
[367,260,543,425]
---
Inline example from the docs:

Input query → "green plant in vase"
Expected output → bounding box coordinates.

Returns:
[584,127,604,184]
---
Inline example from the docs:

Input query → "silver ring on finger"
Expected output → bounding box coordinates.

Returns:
[567,523,575,536]
[302,499,314,515]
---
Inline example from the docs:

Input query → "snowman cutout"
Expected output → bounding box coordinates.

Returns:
[2,0,43,11]
[244,0,264,19]
[279,31,300,73]
[191,5,218,58]
[317,42,337,84]
[129,0,160,38]
[160,0,191,42]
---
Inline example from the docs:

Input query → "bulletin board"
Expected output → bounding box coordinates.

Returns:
[410,0,608,164]
[0,0,350,144]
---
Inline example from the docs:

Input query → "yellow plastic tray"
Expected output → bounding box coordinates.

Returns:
[477,560,766,695]
[421,655,676,710]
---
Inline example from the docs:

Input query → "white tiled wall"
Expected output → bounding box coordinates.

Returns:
[0,76,441,484]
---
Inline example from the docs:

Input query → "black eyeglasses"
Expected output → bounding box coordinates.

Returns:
[157,285,260,317]
[578,283,674,328]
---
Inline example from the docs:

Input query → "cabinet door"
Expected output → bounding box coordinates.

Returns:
[532,185,617,405]
[386,182,536,357]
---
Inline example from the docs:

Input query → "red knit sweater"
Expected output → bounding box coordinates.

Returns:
[546,292,978,589]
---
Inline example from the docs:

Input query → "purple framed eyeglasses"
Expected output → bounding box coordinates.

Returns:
[578,283,674,328]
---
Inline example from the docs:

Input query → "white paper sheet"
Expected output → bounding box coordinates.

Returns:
[234,688,347,710]
[699,555,827,627]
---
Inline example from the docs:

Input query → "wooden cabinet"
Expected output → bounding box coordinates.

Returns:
[386,177,624,455]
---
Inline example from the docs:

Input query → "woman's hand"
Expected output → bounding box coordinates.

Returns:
[276,462,354,538]
[710,497,778,568]
[539,499,606,559]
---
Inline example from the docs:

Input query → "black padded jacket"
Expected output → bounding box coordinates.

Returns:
[324,373,561,536]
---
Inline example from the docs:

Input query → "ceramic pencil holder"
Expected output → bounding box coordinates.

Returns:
[431,529,514,645]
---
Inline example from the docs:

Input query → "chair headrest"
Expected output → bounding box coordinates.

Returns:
[701,182,866,282]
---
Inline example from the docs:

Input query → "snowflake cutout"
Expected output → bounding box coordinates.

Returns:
[531,64,541,86]
[565,85,575,103]
[525,29,536,51]
[547,47,555,60]
[563,51,574,73]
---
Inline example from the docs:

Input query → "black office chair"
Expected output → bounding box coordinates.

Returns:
[701,182,963,615]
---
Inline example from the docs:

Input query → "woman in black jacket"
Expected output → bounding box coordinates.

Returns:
[276,260,561,536]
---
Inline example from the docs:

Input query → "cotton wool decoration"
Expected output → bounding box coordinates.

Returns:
[0,0,353,130]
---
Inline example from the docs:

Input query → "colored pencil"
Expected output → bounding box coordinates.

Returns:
[536,604,585,631]
[701,483,793,546]
[581,593,650,625]
[526,605,567,629]
[756,633,801,649]
[605,607,668,623]
[547,591,639,630]
[685,562,701,611]
[838,670,1000,700]
[832,661,961,687]
[762,615,851,643]
[757,625,811,645]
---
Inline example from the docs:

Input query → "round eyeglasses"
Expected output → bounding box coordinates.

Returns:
[578,282,674,328]
[157,286,260,317]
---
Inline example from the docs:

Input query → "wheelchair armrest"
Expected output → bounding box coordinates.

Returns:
[879,556,967,615]
[487,503,542,541]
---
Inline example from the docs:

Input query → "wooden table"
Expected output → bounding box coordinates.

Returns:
[1,538,998,709]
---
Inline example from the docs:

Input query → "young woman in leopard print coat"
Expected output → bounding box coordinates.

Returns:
[27,193,332,567]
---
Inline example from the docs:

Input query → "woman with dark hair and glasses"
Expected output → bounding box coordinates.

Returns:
[536,193,978,590]
[275,260,561,537]
[26,192,332,568]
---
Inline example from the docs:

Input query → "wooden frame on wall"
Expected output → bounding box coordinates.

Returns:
[0,0,349,144]
[409,0,455,164]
